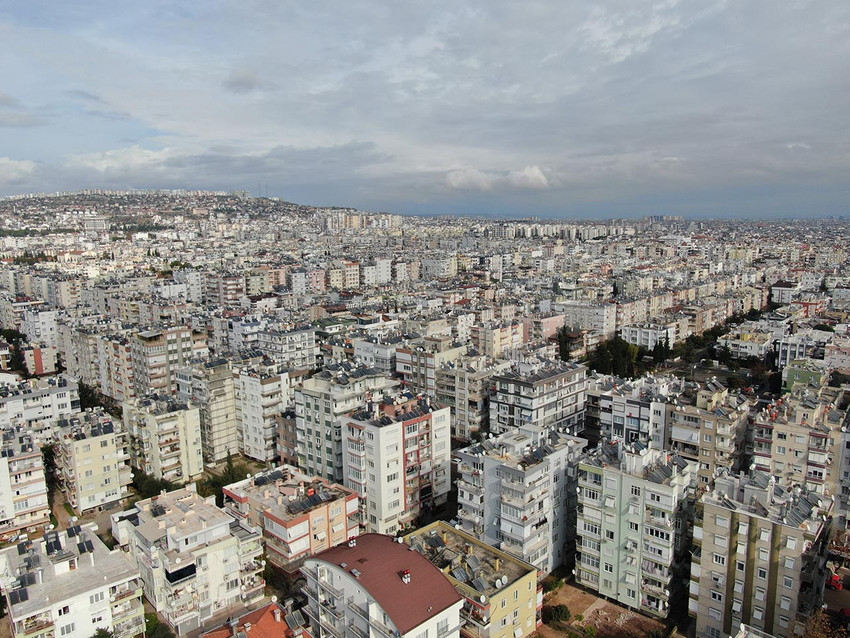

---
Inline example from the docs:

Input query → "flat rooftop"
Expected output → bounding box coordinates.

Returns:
[405,521,536,598]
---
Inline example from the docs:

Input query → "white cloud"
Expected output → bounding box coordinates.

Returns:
[446,168,497,191]
[0,157,37,184]
[507,165,550,189]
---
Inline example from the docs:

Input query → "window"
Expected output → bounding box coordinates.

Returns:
[758,548,769,562]
[715,515,729,527]
[649,492,661,503]
[605,530,614,540]
[707,628,722,638]
[752,607,764,621]
[89,591,105,604]
[708,608,722,621]
[780,596,792,610]
[630,485,641,497]
[604,563,613,573]
[629,522,639,532]
[713,553,726,566]
[58,606,70,616]
[757,567,767,580]
[60,624,76,636]
[783,576,794,589]
[711,591,723,602]
[784,557,795,570]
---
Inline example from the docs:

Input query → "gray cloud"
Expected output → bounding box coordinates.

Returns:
[0,1,848,216]
[222,70,263,94]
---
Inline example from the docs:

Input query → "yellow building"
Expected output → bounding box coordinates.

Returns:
[405,521,541,638]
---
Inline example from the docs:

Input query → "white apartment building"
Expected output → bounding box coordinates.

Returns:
[0,426,50,536]
[56,409,133,514]
[176,358,239,465]
[575,442,695,619]
[122,395,204,483]
[302,534,463,638]
[256,327,317,370]
[295,362,398,482]
[233,361,289,463]
[489,360,587,435]
[455,424,587,573]
[586,373,684,447]
[222,465,359,574]
[690,471,831,638]
[352,335,404,374]
[0,375,79,429]
[716,329,773,360]
[553,300,617,339]
[619,320,680,351]
[111,484,264,635]
[20,308,58,349]
[0,524,145,638]
[343,395,451,535]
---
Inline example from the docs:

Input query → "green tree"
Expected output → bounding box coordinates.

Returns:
[8,344,29,377]
[90,629,114,638]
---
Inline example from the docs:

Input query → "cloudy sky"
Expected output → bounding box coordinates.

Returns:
[1,1,848,218]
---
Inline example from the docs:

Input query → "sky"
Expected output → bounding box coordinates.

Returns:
[1,1,848,218]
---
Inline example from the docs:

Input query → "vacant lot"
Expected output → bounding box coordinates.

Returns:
[539,582,667,638]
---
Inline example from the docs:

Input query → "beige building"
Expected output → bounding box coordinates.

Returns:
[405,521,542,638]
[751,389,840,496]
[111,484,264,635]
[666,380,753,487]
[0,426,50,536]
[56,408,132,514]
[131,326,208,396]
[176,358,240,465]
[690,471,831,638]
[122,395,204,483]
[435,354,511,440]
[222,465,359,574]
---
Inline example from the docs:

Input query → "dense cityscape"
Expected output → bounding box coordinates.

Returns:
[0,190,846,638]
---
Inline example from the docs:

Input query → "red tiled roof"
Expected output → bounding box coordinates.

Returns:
[202,602,312,638]
[310,534,462,635]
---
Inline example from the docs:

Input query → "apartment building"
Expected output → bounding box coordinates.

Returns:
[586,373,683,447]
[233,361,289,463]
[295,362,398,482]
[751,390,841,496]
[256,326,317,370]
[94,333,136,402]
[471,322,526,359]
[553,300,617,340]
[575,442,695,619]
[0,524,145,638]
[666,380,753,487]
[222,465,359,574]
[205,272,245,307]
[131,326,209,396]
[435,354,511,440]
[302,534,463,638]
[176,358,239,465]
[56,409,132,514]
[122,395,204,483]
[20,308,58,349]
[405,521,541,638]
[396,336,467,396]
[455,424,587,573]
[0,375,79,429]
[690,471,831,638]
[620,319,682,351]
[0,426,50,536]
[352,334,403,374]
[111,484,264,635]
[489,360,587,435]
[716,328,774,360]
[343,394,451,535]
